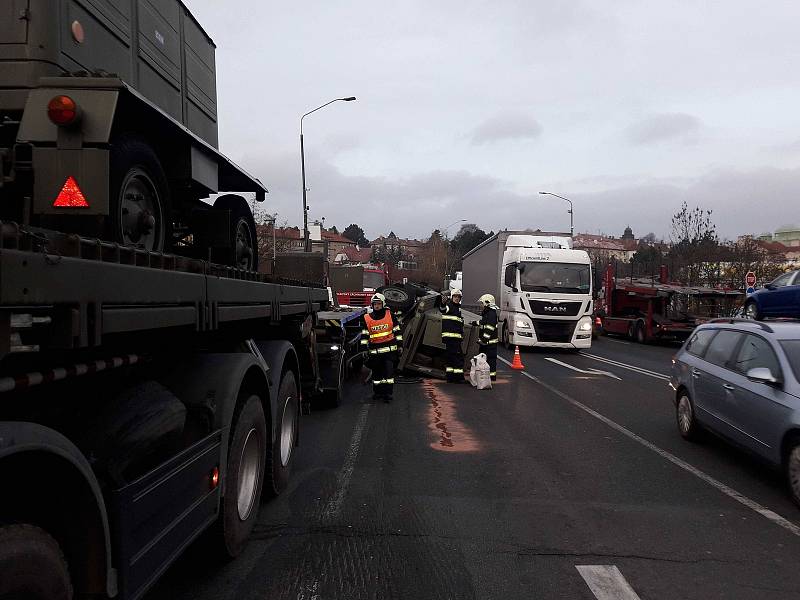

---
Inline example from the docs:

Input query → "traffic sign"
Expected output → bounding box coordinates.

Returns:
[746,287,755,295]
[745,271,756,287]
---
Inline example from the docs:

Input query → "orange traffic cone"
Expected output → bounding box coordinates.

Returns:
[511,346,525,370]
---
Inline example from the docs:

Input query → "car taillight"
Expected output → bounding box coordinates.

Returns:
[210,466,220,490]
[47,95,79,126]
[595,316,602,326]
[53,176,90,208]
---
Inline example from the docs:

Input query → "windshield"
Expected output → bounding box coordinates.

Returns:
[363,271,385,289]
[519,262,591,294]
[780,340,800,381]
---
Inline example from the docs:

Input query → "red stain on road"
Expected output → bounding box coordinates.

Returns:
[424,380,480,452]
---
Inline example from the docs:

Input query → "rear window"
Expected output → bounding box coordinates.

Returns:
[685,329,716,357]
[780,340,800,381]
[703,330,743,368]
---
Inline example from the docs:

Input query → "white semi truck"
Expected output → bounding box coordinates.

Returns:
[461,232,593,349]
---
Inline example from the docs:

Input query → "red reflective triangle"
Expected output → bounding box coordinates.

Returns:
[53,176,89,208]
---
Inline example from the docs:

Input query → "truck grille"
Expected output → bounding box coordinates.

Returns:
[348,295,368,306]
[529,300,582,316]
[533,319,576,343]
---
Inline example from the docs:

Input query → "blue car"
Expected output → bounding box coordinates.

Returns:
[744,269,800,320]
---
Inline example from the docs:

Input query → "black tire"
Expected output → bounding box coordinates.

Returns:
[216,394,267,559]
[377,285,415,314]
[502,321,512,349]
[635,321,647,344]
[265,370,299,497]
[0,524,73,600]
[109,136,170,252]
[212,195,258,271]
[325,356,345,408]
[627,323,636,341]
[745,300,763,321]
[676,391,701,441]
[785,437,800,507]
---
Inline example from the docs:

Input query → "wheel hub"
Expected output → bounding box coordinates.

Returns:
[237,428,261,521]
[678,396,692,433]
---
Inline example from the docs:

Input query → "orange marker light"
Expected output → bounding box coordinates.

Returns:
[53,176,89,208]
[210,466,220,489]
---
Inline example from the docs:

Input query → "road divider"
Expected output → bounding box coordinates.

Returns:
[498,356,800,538]
[580,352,670,381]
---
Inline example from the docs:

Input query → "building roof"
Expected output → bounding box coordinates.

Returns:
[371,235,425,248]
[336,246,373,263]
[573,234,626,252]
[262,226,356,244]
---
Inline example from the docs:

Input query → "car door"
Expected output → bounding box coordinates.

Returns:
[724,333,792,461]
[787,271,800,318]
[761,272,795,316]
[692,329,744,438]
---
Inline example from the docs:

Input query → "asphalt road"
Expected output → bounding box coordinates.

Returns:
[148,336,800,600]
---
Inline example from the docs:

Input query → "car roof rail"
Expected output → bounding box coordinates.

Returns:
[707,318,774,334]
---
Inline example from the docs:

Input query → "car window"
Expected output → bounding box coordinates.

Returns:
[703,330,743,368]
[504,264,516,288]
[771,272,794,288]
[780,340,800,381]
[791,271,800,286]
[732,334,782,379]
[685,329,716,357]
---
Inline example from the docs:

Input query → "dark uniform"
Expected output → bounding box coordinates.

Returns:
[437,297,465,382]
[361,307,402,401]
[478,305,499,380]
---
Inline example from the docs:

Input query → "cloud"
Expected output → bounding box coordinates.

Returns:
[470,113,543,145]
[627,113,702,145]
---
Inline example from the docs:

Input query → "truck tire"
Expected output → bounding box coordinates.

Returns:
[0,524,73,600]
[265,370,299,497]
[635,321,647,344]
[377,285,415,314]
[325,355,345,408]
[109,136,170,252]
[216,393,267,559]
[211,195,258,271]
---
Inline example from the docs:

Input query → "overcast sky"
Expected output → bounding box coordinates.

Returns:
[186,0,800,242]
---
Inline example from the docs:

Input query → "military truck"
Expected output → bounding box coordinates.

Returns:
[1,0,263,267]
[0,3,361,599]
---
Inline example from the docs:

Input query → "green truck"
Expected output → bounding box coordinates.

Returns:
[1,0,264,267]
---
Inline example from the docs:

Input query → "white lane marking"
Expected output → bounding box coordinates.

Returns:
[580,352,670,381]
[576,565,642,600]
[498,357,800,538]
[544,357,622,381]
[605,338,631,345]
[320,403,370,524]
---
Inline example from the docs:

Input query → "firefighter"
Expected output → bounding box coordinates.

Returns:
[437,288,465,383]
[477,293,499,381]
[360,293,402,402]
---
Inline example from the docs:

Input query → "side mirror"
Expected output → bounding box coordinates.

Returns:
[746,367,780,385]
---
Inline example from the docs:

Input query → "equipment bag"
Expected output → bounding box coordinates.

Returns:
[470,353,492,390]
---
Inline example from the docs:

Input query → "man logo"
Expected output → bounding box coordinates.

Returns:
[543,305,568,313]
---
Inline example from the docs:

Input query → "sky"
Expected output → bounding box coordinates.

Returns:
[186,0,800,242]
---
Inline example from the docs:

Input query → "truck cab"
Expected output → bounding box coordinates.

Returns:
[500,235,594,349]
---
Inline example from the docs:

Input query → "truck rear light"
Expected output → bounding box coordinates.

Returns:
[53,176,90,208]
[47,95,80,126]
[210,466,220,489]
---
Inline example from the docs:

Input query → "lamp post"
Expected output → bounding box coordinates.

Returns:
[539,191,574,236]
[442,219,467,286]
[263,213,277,274]
[301,97,357,251]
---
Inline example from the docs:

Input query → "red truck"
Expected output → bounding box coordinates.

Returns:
[331,264,389,307]
[596,264,742,343]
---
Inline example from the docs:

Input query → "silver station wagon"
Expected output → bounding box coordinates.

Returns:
[671,320,800,504]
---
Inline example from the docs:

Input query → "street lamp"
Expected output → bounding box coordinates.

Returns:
[539,191,574,236]
[301,96,357,251]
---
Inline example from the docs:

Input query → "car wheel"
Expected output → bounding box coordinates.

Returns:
[745,300,762,321]
[786,440,800,507]
[676,392,701,441]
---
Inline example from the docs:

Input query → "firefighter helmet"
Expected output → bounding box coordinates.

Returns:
[371,293,386,306]
[478,293,496,306]
[451,288,463,298]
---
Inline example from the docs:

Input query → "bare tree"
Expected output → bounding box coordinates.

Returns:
[670,201,720,285]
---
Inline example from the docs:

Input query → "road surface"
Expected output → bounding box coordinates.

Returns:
[147,336,800,599]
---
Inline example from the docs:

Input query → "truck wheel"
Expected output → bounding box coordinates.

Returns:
[109,136,170,252]
[217,393,267,558]
[377,285,415,314]
[265,370,299,497]
[502,322,512,349]
[0,524,73,600]
[325,355,345,408]
[212,195,258,271]
[635,322,647,344]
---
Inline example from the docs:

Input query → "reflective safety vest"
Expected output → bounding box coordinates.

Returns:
[364,311,395,344]
[479,307,499,345]
[440,303,464,341]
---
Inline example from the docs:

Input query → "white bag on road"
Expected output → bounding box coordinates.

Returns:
[470,353,492,390]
